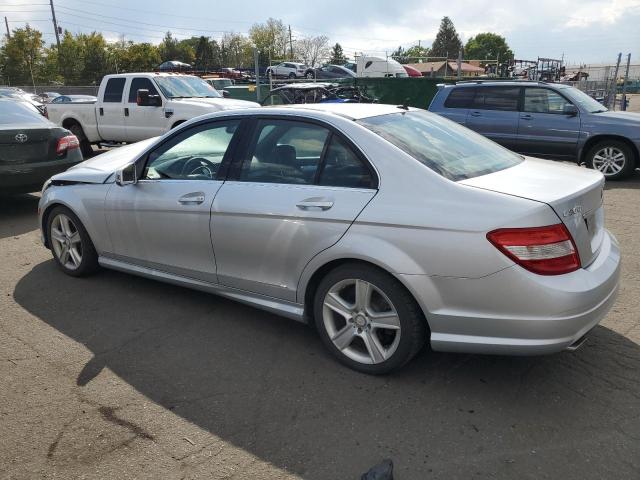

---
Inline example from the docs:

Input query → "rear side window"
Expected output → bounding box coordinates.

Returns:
[472,86,520,111]
[444,87,476,108]
[103,78,126,103]
[128,78,159,103]
[318,136,373,189]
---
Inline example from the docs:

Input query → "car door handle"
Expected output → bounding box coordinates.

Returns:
[520,114,533,120]
[178,192,205,205]
[124,107,129,117]
[99,107,104,116]
[469,111,482,117]
[296,200,334,211]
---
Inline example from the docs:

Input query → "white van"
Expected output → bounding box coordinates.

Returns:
[353,56,408,78]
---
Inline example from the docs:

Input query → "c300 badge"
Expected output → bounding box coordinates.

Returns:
[563,205,583,217]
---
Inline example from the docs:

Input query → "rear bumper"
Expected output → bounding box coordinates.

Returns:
[399,230,621,355]
[0,155,82,193]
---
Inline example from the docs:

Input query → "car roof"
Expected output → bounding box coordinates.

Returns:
[267,103,414,120]
[272,83,337,91]
[449,80,567,89]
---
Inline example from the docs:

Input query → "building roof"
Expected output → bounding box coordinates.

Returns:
[406,61,485,74]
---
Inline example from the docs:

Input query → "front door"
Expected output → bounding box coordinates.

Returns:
[211,118,377,301]
[97,77,127,142]
[124,77,167,142]
[104,119,242,283]
[516,87,581,159]
[465,85,520,151]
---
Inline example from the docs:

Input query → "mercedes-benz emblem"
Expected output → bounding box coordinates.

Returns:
[15,133,28,143]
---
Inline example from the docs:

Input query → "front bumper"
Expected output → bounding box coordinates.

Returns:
[399,230,621,355]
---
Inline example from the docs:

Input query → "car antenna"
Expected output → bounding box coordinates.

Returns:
[397,98,410,110]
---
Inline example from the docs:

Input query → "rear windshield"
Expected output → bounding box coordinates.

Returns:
[0,101,48,124]
[358,110,522,181]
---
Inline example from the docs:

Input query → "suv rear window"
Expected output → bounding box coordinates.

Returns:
[471,86,520,111]
[358,110,522,181]
[444,87,476,108]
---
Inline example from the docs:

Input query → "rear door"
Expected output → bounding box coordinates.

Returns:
[466,86,520,151]
[438,86,476,125]
[516,87,581,159]
[97,77,127,141]
[125,77,167,142]
[211,117,377,301]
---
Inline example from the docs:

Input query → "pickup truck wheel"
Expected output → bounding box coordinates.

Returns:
[69,124,93,157]
[586,140,636,180]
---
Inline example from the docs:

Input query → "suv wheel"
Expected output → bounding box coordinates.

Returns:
[305,71,315,79]
[313,263,428,374]
[288,72,296,79]
[47,206,99,277]
[586,139,636,180]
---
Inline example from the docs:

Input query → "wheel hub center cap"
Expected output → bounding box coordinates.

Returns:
[354,314,367,328]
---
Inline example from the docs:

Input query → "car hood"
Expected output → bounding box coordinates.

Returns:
[51,138,158,183]
[591,110,640,124]
[171,97,260,109]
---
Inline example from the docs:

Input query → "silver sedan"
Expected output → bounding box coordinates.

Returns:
[38,104,620,374]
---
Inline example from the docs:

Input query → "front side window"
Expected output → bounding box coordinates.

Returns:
[561,86,607,113]
[103,78,126,103]
[143,121,240,180]
[359,110,522,181]
[128,78,160,103]
[472,86,519,111]
[239,120,329,184]
[523,88,573,114]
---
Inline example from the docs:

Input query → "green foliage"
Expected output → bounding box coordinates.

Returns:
[430,17,462,58]
[329,43,347,64]
[249,18,288,67]
[0,25,45,85]
[464,32,513,61]
[392,44,430,64]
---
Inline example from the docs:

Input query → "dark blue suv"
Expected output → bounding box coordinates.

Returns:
[429,81,640,180]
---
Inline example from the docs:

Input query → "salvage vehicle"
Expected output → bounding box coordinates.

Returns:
[429,80,640,180]
[304,64,356,80]
[1,99,82,194]
[46,73,260,156]
[266,62,309,79]
[261,84,376,105]
[39,104,619,374]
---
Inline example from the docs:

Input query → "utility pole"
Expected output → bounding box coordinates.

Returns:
[288,25,293,60]
[457,49,462,79]
[49,0,61,51]
[4,16,10,39]
[621,53,631,111]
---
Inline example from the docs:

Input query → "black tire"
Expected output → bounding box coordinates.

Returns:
[305,71,315,79]
[313,263,428,374]
[288,72,296,79]
[69,124,93,158]
[586,139,636,180]
[46,205,99,277]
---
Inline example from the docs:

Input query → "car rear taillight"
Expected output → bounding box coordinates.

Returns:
[56,135,80,155]
[487,224,581,275]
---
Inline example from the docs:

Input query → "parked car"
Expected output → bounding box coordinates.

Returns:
[158,60,192,72]
[403,65,422,77]
[261,84,376,105]
[39,104,619,374]
[266,62,308,79]
[38,92,61,103]
[304,64,356,80]
[429,80,640,180]
[49,95,98,104]
[203,78,233,98]
[45,72,260,156]
[0,99,82,194]
[0,88,46,114]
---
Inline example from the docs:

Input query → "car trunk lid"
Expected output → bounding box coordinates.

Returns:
[460,157,605,267]
[0,125,55,164]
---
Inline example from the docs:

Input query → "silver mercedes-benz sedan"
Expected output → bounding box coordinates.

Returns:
[38,104,620,374]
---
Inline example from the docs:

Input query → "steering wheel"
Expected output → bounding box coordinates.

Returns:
[180,157,218,179]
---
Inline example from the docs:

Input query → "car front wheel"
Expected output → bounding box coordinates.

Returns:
[586,140,636,180]
[313,263,428,374]
[47,206,99,277]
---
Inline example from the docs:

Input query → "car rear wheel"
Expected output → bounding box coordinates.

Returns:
[586,140,636,180]
[69,124,93,157]
[288,72,296,79]
[313,263,428,374]
[305,71,315,79]
[47,206,99,277]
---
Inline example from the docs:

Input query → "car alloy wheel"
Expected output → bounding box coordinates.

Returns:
[306,72,315,79]
[322,278,401,365]
[592,146,627,177]
[50,213,83,270]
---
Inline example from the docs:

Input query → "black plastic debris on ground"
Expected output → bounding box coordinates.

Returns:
[361,459,393,480]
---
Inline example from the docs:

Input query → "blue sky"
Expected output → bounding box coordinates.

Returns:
[3,0,640,64]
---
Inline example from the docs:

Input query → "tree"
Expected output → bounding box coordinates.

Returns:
[194,36,212,71]
[80,32,108,84]
[295,35,330,67]
[121,43,161,72]
[329,43,346,64]
[249,18,288,66]
[464,32,513,62]
[430,17,462,58]
[158,32,180,62]
[391,44,430,64]
[0,25,45,85]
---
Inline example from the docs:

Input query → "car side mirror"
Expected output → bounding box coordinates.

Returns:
[137,89,162,107]
[564,104,578,116]
[115,162,137,186]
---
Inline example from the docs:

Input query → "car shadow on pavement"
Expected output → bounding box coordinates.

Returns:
[0,193,40,239]
[13,261,640,479]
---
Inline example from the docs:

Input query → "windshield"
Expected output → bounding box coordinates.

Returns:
[561,86,607,113]
[0,100,49,124]
[358,110,523,181]
[154,76,222,99]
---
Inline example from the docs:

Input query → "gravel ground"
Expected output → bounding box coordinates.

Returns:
[1,170,639,480]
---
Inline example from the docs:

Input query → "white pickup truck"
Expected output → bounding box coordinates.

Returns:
[46,72,260,155]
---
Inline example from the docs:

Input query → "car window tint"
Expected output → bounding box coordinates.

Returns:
[523,88,573,114]
[472,86,519,111]
[143,121,240,180]
[128,78,160,103]
[239,120,329,185]
[318,136,373,189]
[103,78,126,103]
[444,87,476,108]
